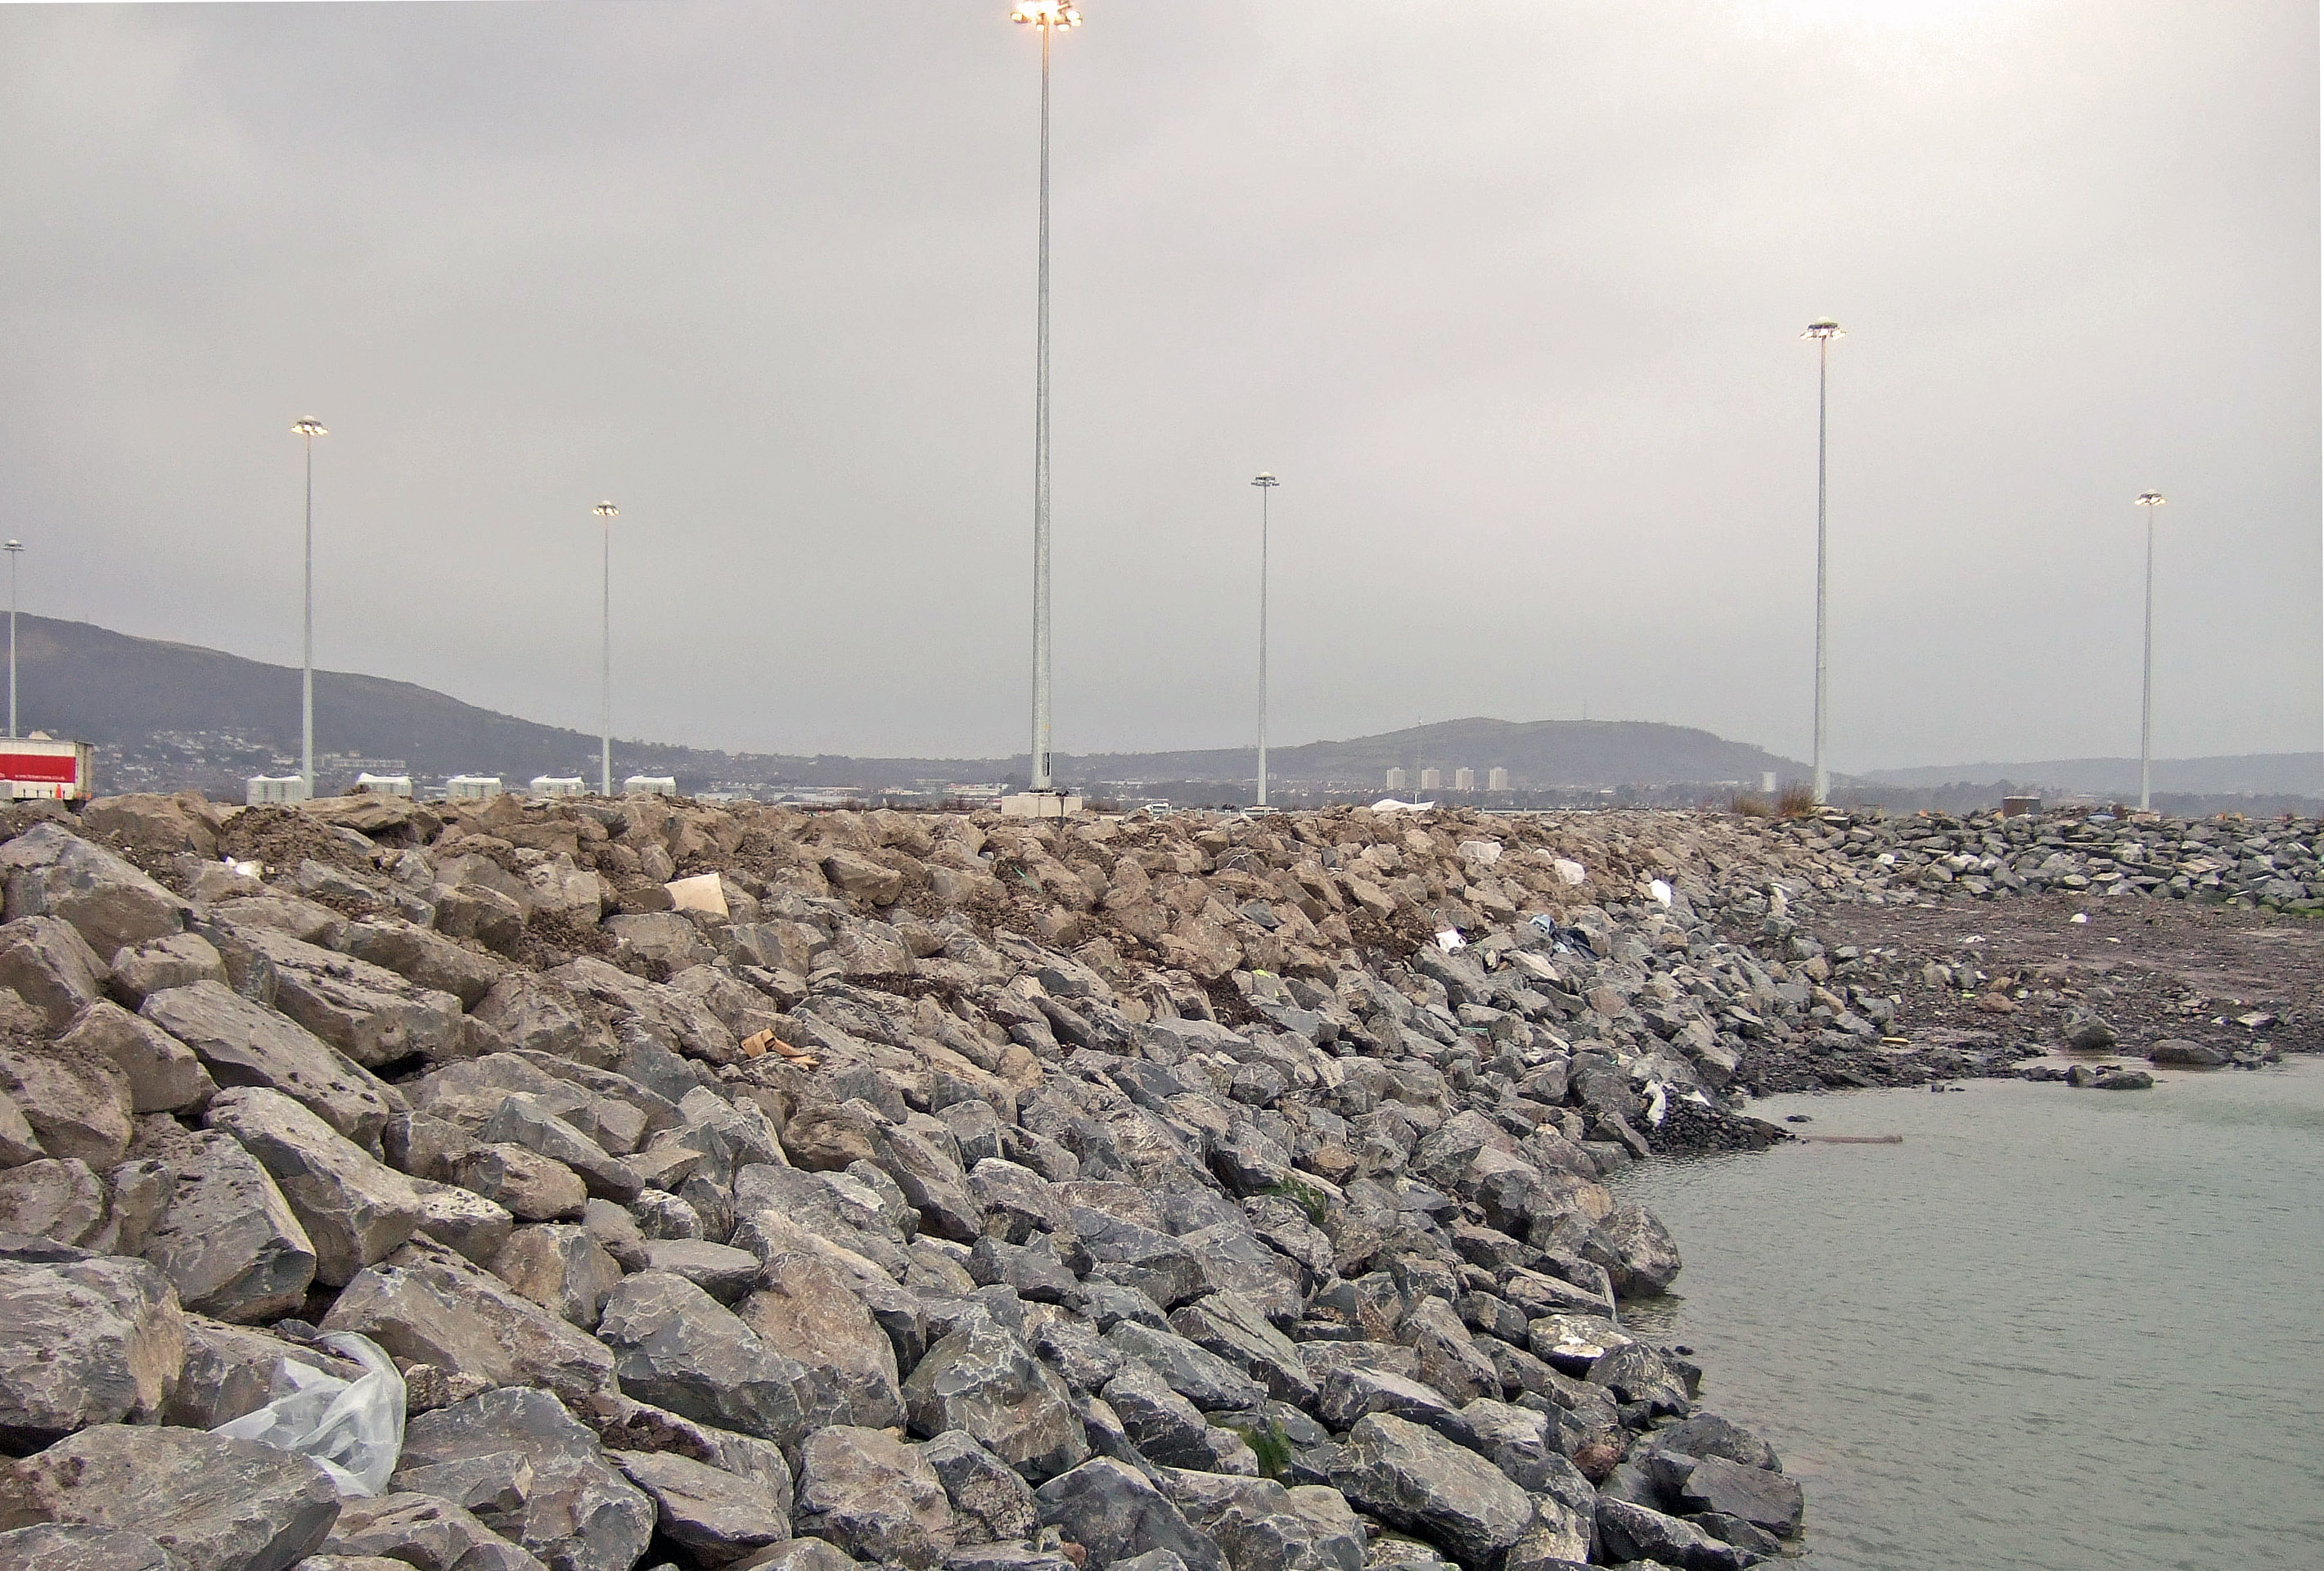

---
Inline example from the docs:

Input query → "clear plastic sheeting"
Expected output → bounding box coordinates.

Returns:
[211,1331,407,1497]
[1457,840,1502,866]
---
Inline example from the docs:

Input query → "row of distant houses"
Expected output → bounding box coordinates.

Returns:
[245,772,678,805]
[1385,766,1512,793]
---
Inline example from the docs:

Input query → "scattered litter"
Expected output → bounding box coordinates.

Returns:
[665,872,728,918]
[212,1332,404,1497]
[2070,912,2089,925]
[1879,1036,1911,1046]
[1434,929,1466,952]
[2103,936,2120,944]
[740,1028,817,1068]
[1642,1081,1669,1126]
[1457,840,1503,866]
[1648,879,1673,907]
[1371,798,1436,813]
[224,856,263,879]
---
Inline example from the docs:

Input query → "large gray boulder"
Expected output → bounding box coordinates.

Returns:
[490,1224,623,1330]
[903,1314,1090,1484]
[140,982,402,1151]
[1101,1362,1253,1475]
[0,1159,107,1248]
[1328,1416,1535,1571]
[1107,1322,1267,1414]
[0,916,106,1029]
[340,920,503,1009]
[393,1387,653,1571]
[594,1271,811,1447]
[0,1039,133,1165]
[1397,1297,1498,1407]
[793,1425,956,1570]
[0,1424,339,1571]
[141,1129,317,1321]
[1592,1497,1757,1570]
[611,1447,791,1567]
[1202,1478,1368,1571]
[0,824,187,959]
[0,1245,187,1449]
[205,1087,425,1286]
[736,1249,904,1429]
[202,920,466,1069]
[1672,1454,1802,1537]
[478,1096,645,1202]
[323,1491,545,1571]
[1033,1458,1227,1571]
[0,1524,178,1569]
[322,1235,616,1402]
[918,1430,1040,1546]
[105,930,227,1007]
[1170,1290,1316,1407]
[57,1001,213,1114]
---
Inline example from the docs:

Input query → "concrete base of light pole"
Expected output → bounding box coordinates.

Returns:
[1002,790,1081,819]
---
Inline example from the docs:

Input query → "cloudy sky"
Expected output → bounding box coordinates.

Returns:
[1,1,2315,769]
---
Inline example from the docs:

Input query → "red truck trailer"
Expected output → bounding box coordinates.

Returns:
[0,736,95,802]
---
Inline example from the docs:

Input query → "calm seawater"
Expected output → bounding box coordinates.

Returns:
[1610,1060,2324,1570]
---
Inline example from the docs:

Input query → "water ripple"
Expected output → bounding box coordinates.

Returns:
[1613,1060,2324,1571]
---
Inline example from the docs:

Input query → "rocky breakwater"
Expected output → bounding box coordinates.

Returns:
[0,790,1853,1571]
[1728,804,2324,912]
[1678,805,2321,1090]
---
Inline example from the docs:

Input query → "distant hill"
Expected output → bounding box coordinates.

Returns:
[14,614,1808,798]
[1860,754,2324,797]
[1068,718,1806,792]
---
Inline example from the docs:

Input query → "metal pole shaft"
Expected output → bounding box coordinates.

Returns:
[1258,485,1268,808]
[2141,506,2155,812]
[1029,23,1053,793]
[302,434,314,796]
[1813,337,1830,806]
[601,515,612,797]
[7,552,16,742]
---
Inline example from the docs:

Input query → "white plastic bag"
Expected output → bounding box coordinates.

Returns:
[212,1331,406,1497]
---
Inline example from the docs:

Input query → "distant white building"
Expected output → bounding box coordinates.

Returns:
[245,775,309,805]
[1385,767,1407,790]
[1453,767,1475,792]
[446,775,502,800]
[1489,767,1510,792]
[624,776,678,798]
[530,776,585,798]
[354,772,413,798]
[1420,767,1443,791]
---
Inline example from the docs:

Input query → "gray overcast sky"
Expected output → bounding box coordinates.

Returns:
[1,1,2316,770]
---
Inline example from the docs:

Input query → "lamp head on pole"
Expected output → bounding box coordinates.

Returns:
[290,418,327,439]
[1011,2,1081,28]
[2135,492,2165,509]
[3,542,19,555]
[1251,473,1279,490]
[1800,320,1843,341]
[592,502,619,520]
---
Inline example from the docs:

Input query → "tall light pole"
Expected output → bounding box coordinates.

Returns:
[1013,1,1081,793]
[593,502,619,796]
[4,539,20,740]
[2136,491,2165,812]
[1252,473,1279,807]
[291,418,327,797]
[1800,322,1842,804]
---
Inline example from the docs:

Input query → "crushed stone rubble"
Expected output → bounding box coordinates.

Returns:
[0,788,2305,1569]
